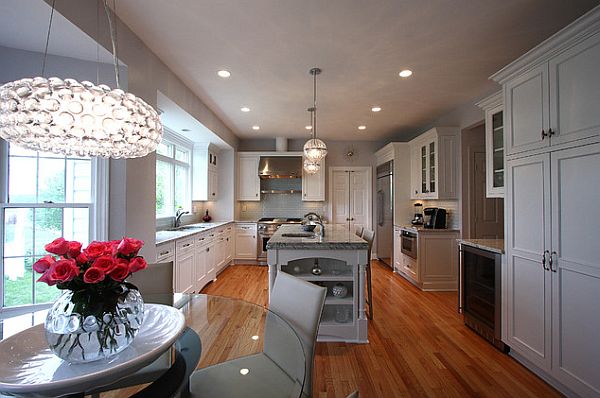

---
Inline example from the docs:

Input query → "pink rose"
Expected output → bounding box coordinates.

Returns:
[46,258,79,284]
[83,267,105,284]
[67,241,82,258]
[44,238,69,256]
[92,255,115,273]
[128,257,147,273]
[33,255,56,274]
[109,260,130,282]
[84,241,108,259]
[117,237,144,257]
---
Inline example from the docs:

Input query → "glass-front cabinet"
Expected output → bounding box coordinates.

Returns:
[478,91,504,198]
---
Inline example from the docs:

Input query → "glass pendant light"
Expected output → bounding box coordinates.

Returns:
[303,107,320,174]
[0,0,162,159]
[303,67,327,163]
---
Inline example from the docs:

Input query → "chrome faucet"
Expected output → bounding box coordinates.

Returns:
[304,212,325,237]
[175,208,189,228]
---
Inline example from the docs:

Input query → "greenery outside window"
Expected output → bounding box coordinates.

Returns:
[156,131,192,218]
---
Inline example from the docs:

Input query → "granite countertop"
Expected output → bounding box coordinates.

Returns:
[458,238,505,254]
[397,225,460,233]
[267,224,368,250]
[156,221,233,244]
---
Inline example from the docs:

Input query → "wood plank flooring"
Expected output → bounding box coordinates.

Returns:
[202,262,562,398]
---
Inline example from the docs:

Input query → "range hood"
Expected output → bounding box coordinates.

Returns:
[258,156,302,179]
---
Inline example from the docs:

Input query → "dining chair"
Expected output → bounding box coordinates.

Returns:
[188,272,326,398]
[354,225,364,237]
[347,391,359,398]
[361,229,375,320]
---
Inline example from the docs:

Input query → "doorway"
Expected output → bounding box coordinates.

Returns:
[461,124,503,239]
[328,167,372,232]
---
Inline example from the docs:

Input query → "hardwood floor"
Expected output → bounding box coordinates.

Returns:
[202,262,562,398]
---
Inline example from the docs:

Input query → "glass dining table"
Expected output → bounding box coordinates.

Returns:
[0,294,306,398]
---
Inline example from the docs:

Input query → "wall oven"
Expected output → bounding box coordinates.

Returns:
[400,230,418,260]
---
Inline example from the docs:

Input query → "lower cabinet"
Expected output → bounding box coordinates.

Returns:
[235,223,257,260]
[175,237,195,293]
[393,226,402,273]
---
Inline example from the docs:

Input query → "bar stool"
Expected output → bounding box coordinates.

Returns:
[354,225,364,237]
[361,229,375,320]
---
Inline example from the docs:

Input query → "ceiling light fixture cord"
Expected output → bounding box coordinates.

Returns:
[103,0,120,89]
[41,0,57,77]
[312,68,317,139]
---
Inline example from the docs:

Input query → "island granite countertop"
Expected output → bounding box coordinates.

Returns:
[267,224,368,250]
[458,238,505,254]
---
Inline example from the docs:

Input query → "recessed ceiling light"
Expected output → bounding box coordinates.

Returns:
[305,125,312,130]
[241,107,250,112]
[252,125,260,130]
[217,70,231,78]
[358,125,366,130]
[399,69,413,78]
[371,106,381,112]
[240,368,249,376]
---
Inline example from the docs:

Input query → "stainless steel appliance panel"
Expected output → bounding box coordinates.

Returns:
[376,161,393,267]
[400,230,418,260]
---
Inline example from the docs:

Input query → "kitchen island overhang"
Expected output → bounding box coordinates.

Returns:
[267,224,369,343]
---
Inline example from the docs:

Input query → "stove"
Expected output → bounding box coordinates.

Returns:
[257,218,303,261]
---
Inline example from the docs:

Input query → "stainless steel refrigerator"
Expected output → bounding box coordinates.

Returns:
[376,161,393,267]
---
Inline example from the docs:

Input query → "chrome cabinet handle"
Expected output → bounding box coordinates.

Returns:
[550,251,557,272]
[542,250,550,271]
[548,128,555,137]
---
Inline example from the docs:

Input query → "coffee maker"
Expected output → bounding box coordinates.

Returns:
[423,207,447,229]
[411,203,424,225]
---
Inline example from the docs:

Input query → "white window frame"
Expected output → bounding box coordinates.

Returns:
[155,129,193,221]
[0,139,108,316]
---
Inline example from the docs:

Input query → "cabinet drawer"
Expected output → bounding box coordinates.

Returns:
[156,241,175,262]
[176,237,195,255]
[236,223,256,233]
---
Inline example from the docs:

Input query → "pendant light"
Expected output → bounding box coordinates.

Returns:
[303,67,327,163]
[303,107,320,174]
[0,0,162,159]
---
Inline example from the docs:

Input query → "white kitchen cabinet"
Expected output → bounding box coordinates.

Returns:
[194,232,211,292]
[237,154,261,201]
[175,237,195,293]
[156,241,175,263]
[393,226,402,274]
[477,91,504,197]
[302,157,325,201]
[193,143,219,201]
[205,238,216,282]
[409,127,459,200]
[235,223,257,259]
[224,225,233,265]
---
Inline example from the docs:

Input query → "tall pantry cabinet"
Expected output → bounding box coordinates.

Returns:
[492,8,600,397]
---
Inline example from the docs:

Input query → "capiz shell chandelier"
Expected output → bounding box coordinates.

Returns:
[303,67,327,163]
[0,77,161,158]
[0,0,162,159]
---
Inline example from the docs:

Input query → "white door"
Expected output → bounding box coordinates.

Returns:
[331,170,350,226]
[550,144,600,396]
[238,156,260,201]
[194,245,207,291]
[505,64,550,155]
[549,33,600,147]
[471,151,504,239]
[505,153,552,370]
[349,170,369,232]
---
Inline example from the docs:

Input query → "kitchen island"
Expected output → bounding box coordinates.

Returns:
[267,224,369,343]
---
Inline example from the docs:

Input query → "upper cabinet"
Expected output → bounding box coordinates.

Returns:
[494,29,600,157]
[409,127,459,200]
[477,91,505,197]
[192,143,219,201]
[237,154,260,201]
[302,157,325,201]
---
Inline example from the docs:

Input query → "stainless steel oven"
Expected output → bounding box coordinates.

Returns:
[257,218,303,262]
[400,230,418,260]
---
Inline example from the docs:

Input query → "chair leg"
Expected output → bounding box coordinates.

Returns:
[366,262,373,320]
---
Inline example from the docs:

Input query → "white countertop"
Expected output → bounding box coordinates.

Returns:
[156,221,233,244]
[396,225,460,233]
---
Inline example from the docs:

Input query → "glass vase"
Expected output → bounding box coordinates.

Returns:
[44,284,144,363]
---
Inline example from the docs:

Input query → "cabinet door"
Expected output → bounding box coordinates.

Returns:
[549,33,600,147]
[550,144,600,396]
[410,145,421,199]
[235,233,256,259]
[505,64,550,155]
[205,242,216,281]
[176,252,195,293]
[238,156,260,201]
[208,169,218,200]
[486,105,505,197]
[302,158,325,201]
[427,140,437,197]
[225,233,233,264]
[393,228,401,273]
[505,153,552,370]
[194,246,207,291]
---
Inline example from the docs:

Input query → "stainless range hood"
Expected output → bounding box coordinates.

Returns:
[258,156,302,179]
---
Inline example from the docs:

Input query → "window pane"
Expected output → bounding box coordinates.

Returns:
[63,208,89,245]
[34,208,63,256]
[66,159,92,203]
[38,158,66,203]
[4,208,33,257]
[8,157,37,203]
[156,142,173,157]
[175,165,188,211]
[3,257,34,307]
[156,160,173,216]
[175,148,189,163]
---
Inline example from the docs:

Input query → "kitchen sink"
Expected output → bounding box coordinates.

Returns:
[282,232,316,238]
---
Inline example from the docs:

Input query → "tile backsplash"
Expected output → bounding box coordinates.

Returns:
[239,194,325,220]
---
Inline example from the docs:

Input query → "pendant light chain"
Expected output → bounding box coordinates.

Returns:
[103,0,120,89]
[41,0,57,77]
[303,67,327,167]
[312,69,317,140]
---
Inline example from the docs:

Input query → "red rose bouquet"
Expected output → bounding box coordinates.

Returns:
[37,237,148,362]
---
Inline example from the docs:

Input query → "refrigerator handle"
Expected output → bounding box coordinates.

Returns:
[377,190,384,226]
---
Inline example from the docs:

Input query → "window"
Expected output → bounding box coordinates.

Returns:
[156,132,192,218]
[0,141,106,311]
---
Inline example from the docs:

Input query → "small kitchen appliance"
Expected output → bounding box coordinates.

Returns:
[411,203,424,225]
[423,207,447,229]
